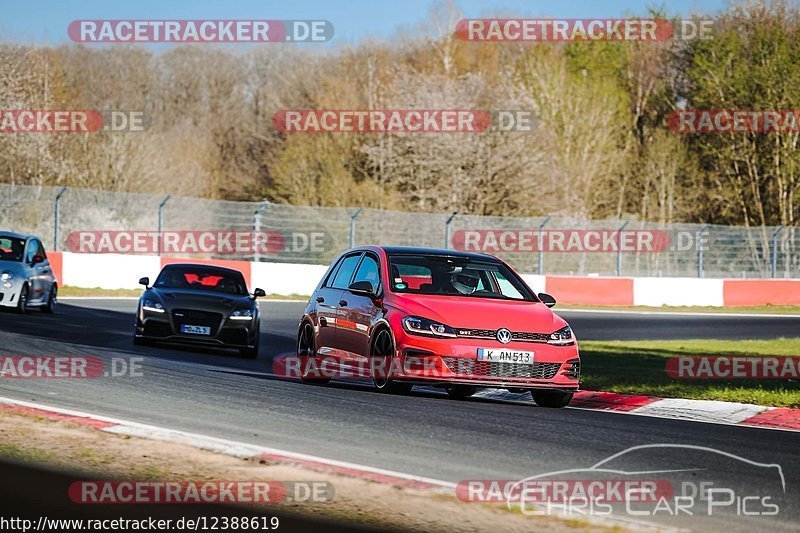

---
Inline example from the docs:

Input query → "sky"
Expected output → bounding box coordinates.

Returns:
[2,0,730,46]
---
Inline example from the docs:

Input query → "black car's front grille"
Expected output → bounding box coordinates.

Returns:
[172,309,223,336]
[441,357,562,380]
[455,328,550,343]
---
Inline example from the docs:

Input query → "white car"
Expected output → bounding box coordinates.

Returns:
[0,232,57,313]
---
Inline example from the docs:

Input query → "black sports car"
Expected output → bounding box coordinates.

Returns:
[134,263,265,358]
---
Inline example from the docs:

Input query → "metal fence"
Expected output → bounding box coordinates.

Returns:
[0,183,797,279]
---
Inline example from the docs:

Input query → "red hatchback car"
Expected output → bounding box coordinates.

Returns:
[296,246,580,407]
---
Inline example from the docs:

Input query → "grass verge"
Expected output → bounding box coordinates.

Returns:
[581,338,800,407]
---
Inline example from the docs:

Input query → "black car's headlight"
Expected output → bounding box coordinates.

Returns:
[402,316,457,338]
[230,308,254,320]
[142,299,165,313]
[547,325,575,346]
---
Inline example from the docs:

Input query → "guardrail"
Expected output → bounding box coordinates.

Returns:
[2,183,797,279]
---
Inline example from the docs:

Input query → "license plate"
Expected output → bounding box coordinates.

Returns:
[181,324,211,335]
[477,348,534,364]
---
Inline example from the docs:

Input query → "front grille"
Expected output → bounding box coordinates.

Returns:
[172,309,223,336]
[456,328,550,343]
[441,357,561,380]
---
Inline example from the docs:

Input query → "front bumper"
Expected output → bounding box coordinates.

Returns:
[136,309,257,348]
[0,279,23,308]
[394,333,580,391]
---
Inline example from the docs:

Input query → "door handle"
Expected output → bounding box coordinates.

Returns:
[339,300,348,307]
[316,296,324,303]
[320,317,328,327]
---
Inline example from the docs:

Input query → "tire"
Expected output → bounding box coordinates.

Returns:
[40,285,57,313]
[445,385,478,400]
[297,322,330,384]
[371,328,412,394]
[15,284,28,314]
[531,391,573,408]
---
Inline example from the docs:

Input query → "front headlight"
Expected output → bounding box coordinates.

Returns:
[0,272,12,281]
[142,299,165,313]
[402,316,457,338]
[547,325,575,346]
[230,308,254,320]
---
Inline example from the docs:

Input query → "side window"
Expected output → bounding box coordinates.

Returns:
[322,258,344,288]
[25,240,37,263]
[330,254,362,289]
[352,255,380,290]
[34,240,46,260]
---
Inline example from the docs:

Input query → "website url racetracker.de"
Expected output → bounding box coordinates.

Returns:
[1,515,280,531]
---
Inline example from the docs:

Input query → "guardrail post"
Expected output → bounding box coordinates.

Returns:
[537,216,551,275]
[772,226,785,278]
[53,187,67,251]
[253,201,272,262]
[349,208,364,248]
[615,220,629,276]
[697,223,710,278]
[157,195,171,256]
[444,212,458,249]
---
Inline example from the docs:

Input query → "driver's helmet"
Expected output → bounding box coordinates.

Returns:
[451,270,480,295]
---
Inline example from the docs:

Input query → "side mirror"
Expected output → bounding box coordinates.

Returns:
[348,280,376,297]
[31,255,45,265]
[538,292,557,308]
[253,288,266,298]
[138,277,150,288]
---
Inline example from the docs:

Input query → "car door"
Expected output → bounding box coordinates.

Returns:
[315,252,362,363]
[32,239,54,302]
[23,239,44,302]
[336,253,383,376]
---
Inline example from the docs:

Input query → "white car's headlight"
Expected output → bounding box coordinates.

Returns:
[0,272,12,281]
[230,308,254,320]
[547,326,575,346]
[142,299,165,313]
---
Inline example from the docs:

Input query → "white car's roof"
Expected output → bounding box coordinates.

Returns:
[0,231,33,240]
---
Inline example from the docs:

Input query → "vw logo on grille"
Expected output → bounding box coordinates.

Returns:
[496,328,512,344]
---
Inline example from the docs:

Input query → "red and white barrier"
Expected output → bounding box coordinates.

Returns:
[48,252,800,307]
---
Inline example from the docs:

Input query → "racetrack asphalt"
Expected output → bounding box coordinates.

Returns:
[0,299,798,531]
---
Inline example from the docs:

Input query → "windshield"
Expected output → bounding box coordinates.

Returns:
[388,254,536,301]
[154,266,248,295]
[0,236,25,262]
